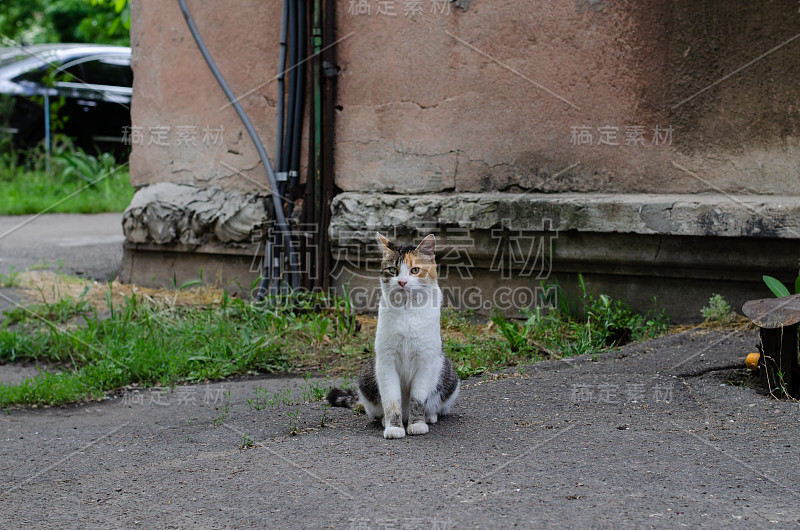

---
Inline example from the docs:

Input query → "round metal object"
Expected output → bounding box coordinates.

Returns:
[742,293,800,329]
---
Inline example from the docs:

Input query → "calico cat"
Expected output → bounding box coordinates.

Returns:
[327,233,460,439]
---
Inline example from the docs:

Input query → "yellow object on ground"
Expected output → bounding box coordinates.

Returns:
[745,352,760,370]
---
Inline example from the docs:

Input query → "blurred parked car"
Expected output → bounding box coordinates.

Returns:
[0,44,131,156]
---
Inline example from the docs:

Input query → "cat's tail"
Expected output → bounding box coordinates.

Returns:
[326,387,360,408]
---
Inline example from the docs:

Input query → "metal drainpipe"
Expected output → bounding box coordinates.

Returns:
[320,0,337,292]
[282,0,298,206]
[311,0,323,290]
[267,0,290,296]
[289,0,306,205]
[286,0,306,290]
[275,0,288,179]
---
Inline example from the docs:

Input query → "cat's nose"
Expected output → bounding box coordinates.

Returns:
[398,280,407,288]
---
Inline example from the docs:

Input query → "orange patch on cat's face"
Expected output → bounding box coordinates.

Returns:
[402,252,437,283]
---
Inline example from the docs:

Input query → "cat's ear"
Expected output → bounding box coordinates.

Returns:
[376,232,395,255]
[415,234,436,258]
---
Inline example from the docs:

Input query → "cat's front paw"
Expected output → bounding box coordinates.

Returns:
[407,422,429,435]
[384,426,406,439]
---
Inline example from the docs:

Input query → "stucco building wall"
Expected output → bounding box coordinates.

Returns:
[334,0,800,195]
[124,0,800,320]
[129,0,288,194]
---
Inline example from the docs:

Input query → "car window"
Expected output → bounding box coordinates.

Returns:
[14,65,77,86]
[13,68,46,84]
[9,52,131,88]
[78,57,132,88]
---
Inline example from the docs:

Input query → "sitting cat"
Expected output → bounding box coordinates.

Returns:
[327,233,460,439]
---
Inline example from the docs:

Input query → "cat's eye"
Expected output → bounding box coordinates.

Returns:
[385,266,398,275]
[410,267,420,274]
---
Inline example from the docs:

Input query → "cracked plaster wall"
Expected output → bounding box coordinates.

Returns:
[129,0,305,194]
[334,0,800,195]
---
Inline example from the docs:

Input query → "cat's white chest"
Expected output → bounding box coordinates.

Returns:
[375,299,442,362]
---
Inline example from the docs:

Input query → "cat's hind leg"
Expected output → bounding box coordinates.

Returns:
[432,357,460,419]
[358,356,387,425]
[358,389,383,423]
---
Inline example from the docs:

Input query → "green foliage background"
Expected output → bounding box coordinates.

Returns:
[0,0,130,46]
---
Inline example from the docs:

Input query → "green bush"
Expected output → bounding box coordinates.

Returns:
[700,294,737,324]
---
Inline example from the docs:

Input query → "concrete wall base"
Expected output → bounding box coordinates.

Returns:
[120,242,262,298]
[329,192,800,322]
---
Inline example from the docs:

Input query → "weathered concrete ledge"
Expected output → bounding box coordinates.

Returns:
[120,183,271,295]
[330,192,800,242]
[329,192,800,322]
[123,183,271,249]
[120,189,800,321]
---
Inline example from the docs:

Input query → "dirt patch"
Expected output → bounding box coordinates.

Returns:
[12,271,228,313]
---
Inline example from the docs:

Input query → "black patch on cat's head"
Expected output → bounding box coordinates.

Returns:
[397,244,416,254]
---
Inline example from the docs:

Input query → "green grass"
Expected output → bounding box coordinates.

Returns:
[0,267,20,288]
[486,275,671,367]
[0,293,296,406]
[3,294,91,326]
[0,140,133,215]
[0,277,673,407]
[0,166,133,215]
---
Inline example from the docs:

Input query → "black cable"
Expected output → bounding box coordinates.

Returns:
[269,0,290,295]
[283,0,298,206]
[275,0,288,178]
[176,0,297,298]
[290,0,306,198]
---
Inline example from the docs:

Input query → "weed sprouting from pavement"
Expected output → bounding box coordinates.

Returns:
[247,374,334,435]
[701,294,738,325]
[301,372,330,402]
[239,432,255,449]
[0,267,20,288]
[286,407,300,436]
[211,389,231,426]
[320,403,331,427]
[247,387,270,411]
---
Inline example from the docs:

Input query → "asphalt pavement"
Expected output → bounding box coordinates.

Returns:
[0,214,798,528]
[0,329,797,528]
[0,213,124,280]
